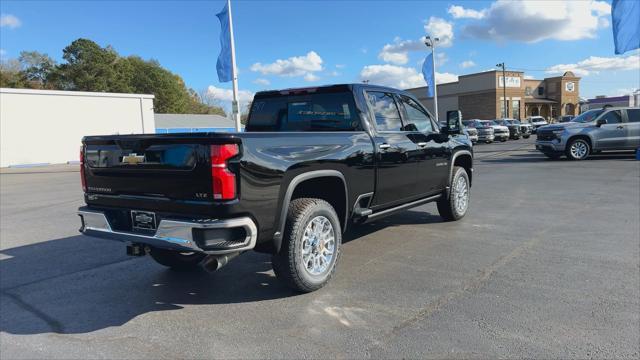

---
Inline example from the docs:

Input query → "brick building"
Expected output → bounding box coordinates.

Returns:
[406,70,581,122]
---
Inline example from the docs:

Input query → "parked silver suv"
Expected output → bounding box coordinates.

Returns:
[535,107,640,160]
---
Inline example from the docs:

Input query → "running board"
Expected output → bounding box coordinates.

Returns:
[364,194,442,222]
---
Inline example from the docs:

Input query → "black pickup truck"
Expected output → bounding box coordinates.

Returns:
[78,84,473,292]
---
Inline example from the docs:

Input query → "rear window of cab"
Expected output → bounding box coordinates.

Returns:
[246,92,360,132]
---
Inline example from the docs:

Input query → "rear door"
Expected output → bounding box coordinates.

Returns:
[595,110,627,149]
[624,108,640,148]
[364,91,421,208]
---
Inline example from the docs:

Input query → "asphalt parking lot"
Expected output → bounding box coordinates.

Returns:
[1,137,639,359]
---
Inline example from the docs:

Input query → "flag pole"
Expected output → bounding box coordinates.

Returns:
[227,0,241,131]
[430,42,439,123]
[424,36,439,123]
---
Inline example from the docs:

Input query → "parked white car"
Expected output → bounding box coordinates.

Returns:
[527,116,548,132]
[480,120,509,142]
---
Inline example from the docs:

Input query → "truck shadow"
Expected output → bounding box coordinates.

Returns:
[0,210,442,335]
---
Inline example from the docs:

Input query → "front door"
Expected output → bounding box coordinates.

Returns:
[595,110,627,149]
[364,91,422,209]
[624,108,640,148]
[396,94,450,194]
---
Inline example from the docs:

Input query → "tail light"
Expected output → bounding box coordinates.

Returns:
[80,145,87,192]
[210,144,239,200]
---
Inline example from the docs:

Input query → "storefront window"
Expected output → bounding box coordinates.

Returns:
[512,100,520,119]
[500,101,509,118]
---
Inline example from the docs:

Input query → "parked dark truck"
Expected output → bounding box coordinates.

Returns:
[78,84,473,292]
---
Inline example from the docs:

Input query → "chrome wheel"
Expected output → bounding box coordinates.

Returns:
[570,140,588,159]
[301,216,335,276]
[453,175,469,214]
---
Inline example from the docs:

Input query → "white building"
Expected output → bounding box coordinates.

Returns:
[154,113,235,133]
[0,88,155,167]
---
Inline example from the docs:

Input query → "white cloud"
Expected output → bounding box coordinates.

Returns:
[458,0,611,43]
[359,64,457,89]
[448,5,486,19]
[615,88,640,96]
[250,51,323,80]
[378,37,426,65]
[0,49,6,58]
[524,75,535,80]
[206,85,254,104]
[304,73,320,82]
[0,14,21,29]
[460,60,476,69]
[335,64,346,69]
[253,78,270,86]
[545,54,640,76]
[424,17,454,47]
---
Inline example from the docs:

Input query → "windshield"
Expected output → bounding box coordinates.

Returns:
[571,109,605,123]
[489,121,500,126]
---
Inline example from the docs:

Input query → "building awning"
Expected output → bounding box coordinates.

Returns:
[525,98,556,104]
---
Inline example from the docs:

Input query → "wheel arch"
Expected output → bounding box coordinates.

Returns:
[449,150,473,189]
[273,170,348,253]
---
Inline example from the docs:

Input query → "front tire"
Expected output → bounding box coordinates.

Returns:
[149,247,206,271]
[272,198,341,293]
[437,166,470,222]
[523,135,530,139]
[500,138,507,142]
[566,138,590,160]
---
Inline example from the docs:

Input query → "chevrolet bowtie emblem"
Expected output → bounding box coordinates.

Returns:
[122,153,145,165]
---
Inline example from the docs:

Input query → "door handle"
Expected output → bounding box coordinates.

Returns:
[616,125,624,129]
[379,143,391,150]
[417,142,428,147]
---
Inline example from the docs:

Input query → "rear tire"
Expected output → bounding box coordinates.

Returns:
[149,247,206,271]
[272,198,341,293]
[437,166,470,222]
[523,135,530,139]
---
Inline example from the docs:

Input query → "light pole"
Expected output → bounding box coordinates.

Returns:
[425,36,440,122]
[496,62,507,119]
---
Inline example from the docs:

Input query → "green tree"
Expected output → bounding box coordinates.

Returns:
[56,38,132,92]
[0,59,27,88]
[18,51,57,88]
[2,38,227,115]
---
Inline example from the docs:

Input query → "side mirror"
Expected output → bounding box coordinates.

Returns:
[596,118,607,127]
[445,110,463,134]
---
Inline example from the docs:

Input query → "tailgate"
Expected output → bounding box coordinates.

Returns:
[82,134,239,204]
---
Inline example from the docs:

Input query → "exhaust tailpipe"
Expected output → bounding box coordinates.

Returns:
[203,252,241,272]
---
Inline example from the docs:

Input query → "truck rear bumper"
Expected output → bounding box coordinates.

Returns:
[78,208,257,255]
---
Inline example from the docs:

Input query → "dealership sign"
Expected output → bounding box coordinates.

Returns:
[499,76,521,88]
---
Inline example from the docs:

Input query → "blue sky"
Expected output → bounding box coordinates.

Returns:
[1,0,639,103]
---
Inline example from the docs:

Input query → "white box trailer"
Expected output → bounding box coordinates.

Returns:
[0,88,155,167]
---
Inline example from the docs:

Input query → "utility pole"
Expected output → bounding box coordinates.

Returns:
[425,36,440,122]
[496,62,507,119]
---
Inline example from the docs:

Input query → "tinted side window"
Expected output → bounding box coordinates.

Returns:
[600,110,622,124]
[367,91,403,131]
[399,96,434,132]
[627,109,640,123]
